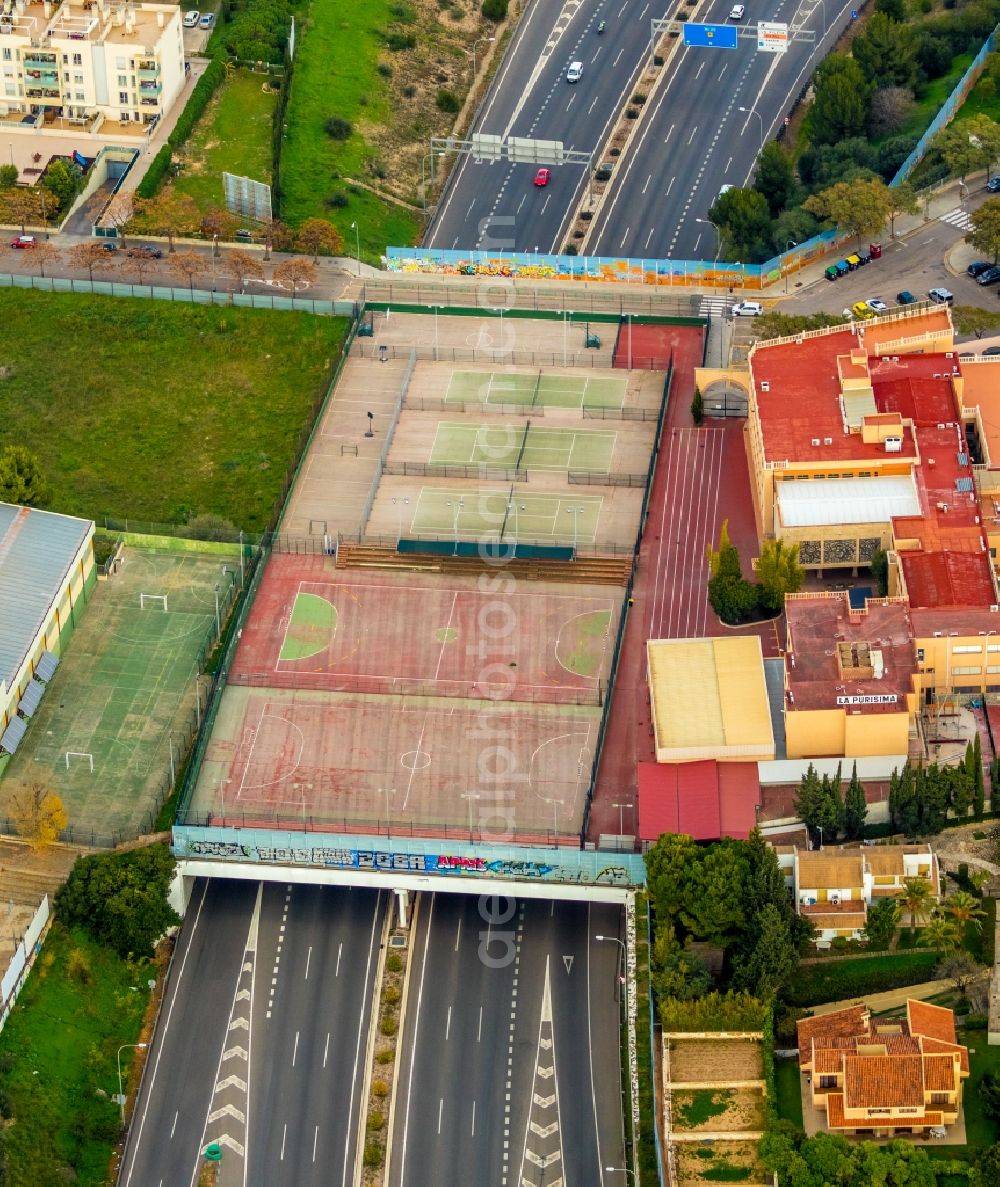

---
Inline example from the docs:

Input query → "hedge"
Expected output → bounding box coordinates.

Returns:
[633,895,659,1183]
[660,991,768,1032]
[135,143,172,198]
[782,951,939,1007]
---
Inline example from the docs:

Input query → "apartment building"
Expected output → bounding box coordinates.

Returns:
[0,0,184,130]
[797,1001,969,1138]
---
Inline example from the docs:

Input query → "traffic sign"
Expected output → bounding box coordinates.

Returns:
[851,8,858,16]
[683,22,738,48]
[757,21,788,52]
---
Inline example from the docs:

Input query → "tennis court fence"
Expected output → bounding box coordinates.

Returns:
[351,342,670,370]
[382,460,527,482]
[403,396,551,417]
[227,668,605,706]
[359,346,417,533]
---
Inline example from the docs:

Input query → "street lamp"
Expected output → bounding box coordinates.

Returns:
[784,239,797,295]
[472,35,496,79]
[695,218,721,291]
[116,1042,148,1123]
[431,303,441,358]
[817,825,824,850]
[606,1168,637,1185]
[738,105,764,147]
[565,505,585,550]
[562,308,574,366]
[461,791,482,836]
[349,220,361,276]
[545,796,563,838]
[446,498,465,554]
[624,311,635,370]
[596,934,627,1007]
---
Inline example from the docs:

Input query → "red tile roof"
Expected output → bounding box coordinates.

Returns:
[908,1000,957,1045]
[797,1005,869,1064]
[843,1053,925,1109]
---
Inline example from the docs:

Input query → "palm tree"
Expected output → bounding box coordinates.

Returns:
[946,890,987,932]
[919,912,961,952]
[900,878,933,939]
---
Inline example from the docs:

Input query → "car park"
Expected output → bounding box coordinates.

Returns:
[533,167,550,187]
[566,61,583,82]
[728,3,745,17]
[852,301,876,320]
[199,11,214,26]
[126,243,163,259]
[896,290,917,304]
[988,177,1000,193]
[732,300,763,317]
[928,287,953,304]
[182,9,200,25]
[978,266,1000,286]
[9,235,34,248]
[866,298,887,312]
[968,260,993,278]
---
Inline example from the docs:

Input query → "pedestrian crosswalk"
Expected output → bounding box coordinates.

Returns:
[699,296,731,317]
[940,206,974,231]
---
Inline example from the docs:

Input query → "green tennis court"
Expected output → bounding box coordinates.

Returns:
[445,369,626,410]
[410,486,603,543]
[429,422,617,473]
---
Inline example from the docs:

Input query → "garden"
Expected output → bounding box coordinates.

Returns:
[0,290,348,531]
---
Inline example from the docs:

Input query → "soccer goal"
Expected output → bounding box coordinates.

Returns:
[65,751,94,772]
[139,593,169,612]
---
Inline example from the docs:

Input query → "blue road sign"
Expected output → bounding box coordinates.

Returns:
[683,22,739,48]
[851,8,858,16]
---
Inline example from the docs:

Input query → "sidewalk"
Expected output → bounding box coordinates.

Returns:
[806,974,984,1016]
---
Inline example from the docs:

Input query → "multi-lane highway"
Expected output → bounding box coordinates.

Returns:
[119,879,387,1187]
[389,893,626,1187]
[428,0,856,258]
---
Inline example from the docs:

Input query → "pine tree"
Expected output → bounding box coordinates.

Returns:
[843,761,867,840]
[974,733,986,817]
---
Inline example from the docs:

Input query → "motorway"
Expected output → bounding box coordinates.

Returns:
[119,878,387,1187]
[389,893,626,1187]
[428,0,857,259]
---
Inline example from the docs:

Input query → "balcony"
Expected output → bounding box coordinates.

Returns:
[22,54,58,70]
[136,61,160,79]
[24,88,62,102]
[138,80,161,95]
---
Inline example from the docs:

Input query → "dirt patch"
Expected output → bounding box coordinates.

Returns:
[672,1087,766,1133]
[676,1138,765,1185]
[669,1038,764,1083]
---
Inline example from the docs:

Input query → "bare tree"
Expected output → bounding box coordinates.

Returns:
[8,777,68,850]
[272,257,318,299]
[68,240,117,281]
[127,250,160,285]
[103,190,135,233]
[167,249,207,292]
[28,241,60,277]
[296,217,344,262]
[220,249,264,290]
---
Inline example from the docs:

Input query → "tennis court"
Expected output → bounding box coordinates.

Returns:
[0,547,233,838]
[409,486,604,543]
[429,421,617,474]
[445,369,627,410]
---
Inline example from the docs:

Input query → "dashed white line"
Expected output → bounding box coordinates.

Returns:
[472,1100,477,1136]
[477,1005,483,1042]
[305,946,312,980]
[588,94,599,113]
[687,125,698,146]
[665,123,675,142]
[438,1098,444,1135]
[292,1030,299,1067]
[170,1111,178,1140]
[718,62,728,80]
[645,227,655,249]
[695,60,705,79]
[619,226,630,249]
[642,173,651,195]
[335,941,342,978]
[280,1123,287,1162]
[313,1125,319,1163]
[323,1032,330,1069]
[612,47,623,66]
[446,1005,452,1041]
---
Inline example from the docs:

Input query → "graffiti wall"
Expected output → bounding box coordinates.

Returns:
[172,826,647,887]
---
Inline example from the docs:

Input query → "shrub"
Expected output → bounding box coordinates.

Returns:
[436,88,461,113]
[632,92,648,104]
[371,1079,390,1097]
[377,62,393,77]
[390,0,417,19]
[964,1013,989,1029]
[626,108,639,119]
[0,163,18,187]
[402,83,417,97]
[380,1015,398,1036]
[385,29,417,50]
[368,1110,385,1130]
[384,985,401,1004]
[783,952,938,1007]
[830,936,850,951]
[324,116,353,140]
[325,192,349,208]
[168,54,226,151]
[376,1049,395,1064]
[595,166,612,181]
[386,953,403,972]
[482,0,508,18]
[363,1143,384,1168]
[67,947,92,984]
[565,244,578,254]
[136,144,173,199]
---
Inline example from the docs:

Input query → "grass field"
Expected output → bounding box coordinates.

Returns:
[960,1029,1000,1147]
[0,924,155,1187]
[278,0,419,253]
[0,291,347,530]
[774,1058,804,1128]
[893,53,974,142]
[170,69,277,214]
[429,422,617,473]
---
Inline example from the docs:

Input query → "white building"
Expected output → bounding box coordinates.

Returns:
[0,0,184,131]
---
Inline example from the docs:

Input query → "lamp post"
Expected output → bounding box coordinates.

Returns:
[612,800,632,837]
[431,303,441,358]
[545,797,563,838]
[695,218,721,292]
[349,220,361,276]
[563,308,574,366]
[461,791,482,836]
[565,505,585,550]
[817,825,824,851]
[472,35,496,80]
[116,1043,148,1123]
[624,311,635,370]
[596,933,627,1008]
[738,104,764,147]
[784,238,797,295]
[446,498,465,554]
[606,1168,637,1185]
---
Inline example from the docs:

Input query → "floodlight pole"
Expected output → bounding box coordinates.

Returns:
[350,221,361,276]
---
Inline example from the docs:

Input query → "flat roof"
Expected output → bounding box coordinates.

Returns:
[871,359,960,427]
[647,636,774,761]
[637,759,760,842]
[776,475,920,527]
[960,359,1000,464]
[0,502,92,690]
[784,593,917,713]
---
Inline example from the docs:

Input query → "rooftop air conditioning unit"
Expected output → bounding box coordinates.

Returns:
[761,381,770,392]
[885,437,902,453]
[811,438,821,446]
[824,437,833,445]
[946,353,954,359]
[992,605,999,612]
[830,893,841,905]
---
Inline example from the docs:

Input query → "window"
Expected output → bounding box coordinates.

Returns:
[116,56,126,69]
[988,644,1000,653]
[75,90,84,100]
[4,83,15,96]
[819,1074,837,1089]
[119,90,128,104]
[72,53,82,65]
[73,73,83,83]
[953,666,982,676]
[1,48,10,62]
[62,53,68,63]
[988,666,1000,675]
[117,74,127,87]
[953,645,982,654]
[931,1093,950,1105]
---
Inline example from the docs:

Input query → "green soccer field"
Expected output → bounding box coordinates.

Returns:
[409,487,603,543]
[444,370,626,410]
[429,422,617,473]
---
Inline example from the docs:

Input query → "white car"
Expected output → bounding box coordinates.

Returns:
[729,3,745,17]
[866,298,888,312]
[566,61,583,82]
[182,9,200,25]
[732,300,763,317]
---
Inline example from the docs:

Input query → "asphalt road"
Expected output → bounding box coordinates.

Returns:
[388,893,626,1187]
[118,879,386,1187]
[588,0,859,259]
[426,0,656,253]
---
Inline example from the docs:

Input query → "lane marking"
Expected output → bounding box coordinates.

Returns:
[170,1111,178,1140]
[305,946,312,981]
[437,1097,444,1135]
[478,1005,483,1042]
[472,1099,477,1136]
[323,1032,330,1069]
[313,1125,319,1164]
[292,1030,299,1068]
[336,941,342,978]
[446,1005,452,1041]
[280,1123,287,1162]
[455,915,462,952]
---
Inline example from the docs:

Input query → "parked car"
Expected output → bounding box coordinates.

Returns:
[126,243,163,259]
[182,8,200,25]
[728,3,745,17]
[896,290,917,304]
[732,300,763,317]
[984,346,1000,356]
[234,228,253,241]
[987,177,1000,193]
[968,260,993,278]
[851,300,876,320]
[566,61,583,83]
[928,287,953,304]
[9,235,34,248]
[866,298,888,312]
[100,241,118,253]
[199,11,215,26]
[533,167,550,187]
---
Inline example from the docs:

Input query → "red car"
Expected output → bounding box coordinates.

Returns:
[533,168,551,187]
[10,235,35,249]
